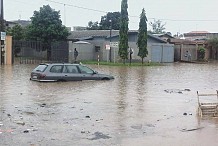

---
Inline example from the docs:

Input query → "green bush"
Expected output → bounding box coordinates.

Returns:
[198,46,205,60]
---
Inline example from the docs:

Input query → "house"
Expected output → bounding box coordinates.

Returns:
[5,20,31,29]
[153,33,174,42]
[183,31,209,41]
[68,30,174,63]
[169,38,207,61]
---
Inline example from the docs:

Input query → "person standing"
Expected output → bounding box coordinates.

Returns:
[74,48,78,62]
[187,51,192,62]
[185,50,191,62]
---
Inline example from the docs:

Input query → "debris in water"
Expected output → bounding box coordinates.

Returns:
[16,121,25,126]
[23,130,29,133]
[181,127,204,132]
[131,124,142,129]
[40,103,46,107]
[164,89,191,94]
[183,113,187,116]
[89,132,111,140]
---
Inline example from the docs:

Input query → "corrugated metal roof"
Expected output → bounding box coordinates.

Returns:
[68,30,166,43]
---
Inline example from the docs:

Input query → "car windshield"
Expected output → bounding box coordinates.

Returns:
[78,65,94,74]
[34,64,48,72]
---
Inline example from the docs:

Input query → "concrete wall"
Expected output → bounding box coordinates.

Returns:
[103,41,174,63]
[174,44,198,61]
[69,33,175,63]
[5,36,13,65]
[69,41,95,62]
[1,36,13,65]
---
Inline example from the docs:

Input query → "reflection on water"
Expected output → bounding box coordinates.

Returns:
[1,62,218,145]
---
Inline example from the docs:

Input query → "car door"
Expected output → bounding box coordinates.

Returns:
[62,65,82,81]
[47,65,64,81]
[77,65,100,80]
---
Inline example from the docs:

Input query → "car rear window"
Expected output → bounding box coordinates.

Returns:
[34,65,48,72]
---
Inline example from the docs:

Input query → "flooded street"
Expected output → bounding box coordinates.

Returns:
[1,62,218,146]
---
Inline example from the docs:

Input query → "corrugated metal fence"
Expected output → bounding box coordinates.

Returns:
[12,40,69,64]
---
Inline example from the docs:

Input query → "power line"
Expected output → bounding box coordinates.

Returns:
[45,0,218,22]
[45,0,107,13]
[8,0,218,22]
[154,18,218,22]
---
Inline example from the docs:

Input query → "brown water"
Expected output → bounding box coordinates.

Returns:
[1,62,218,146]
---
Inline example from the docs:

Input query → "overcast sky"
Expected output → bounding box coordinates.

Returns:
[4,0,218,35]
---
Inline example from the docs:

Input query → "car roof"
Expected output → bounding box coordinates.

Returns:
[39,63,81,66]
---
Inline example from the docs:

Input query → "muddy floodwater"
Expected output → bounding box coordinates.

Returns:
[1,62,218,146]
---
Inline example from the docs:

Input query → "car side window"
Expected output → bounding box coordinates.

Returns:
[63,65,79,73]
[78,65,94,74]
[50,65,63,73]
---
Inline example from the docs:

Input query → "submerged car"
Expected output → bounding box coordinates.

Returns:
[30,63,114,82]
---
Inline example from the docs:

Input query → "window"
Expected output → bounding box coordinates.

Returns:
[63,65,79,73]
[95,46,100,52]
[34,65,48,72]
[50,65,63,73]
[78,65,94,74]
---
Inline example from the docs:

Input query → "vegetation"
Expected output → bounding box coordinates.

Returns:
[119,0,129,63]
[208,38,218,49]
[6,24,26,40]
[137,8,148,64]
[149,19,166,34]
[6,24,27,56]
[87,12,121,30]
[26,5,70,60]
[198,46,206,60]
[87,21,99,30]
[207,38,218,59]
[99,12,121,30]
[81,61,161,66]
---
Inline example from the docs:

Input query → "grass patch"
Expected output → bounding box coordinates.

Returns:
[81,61,162,66]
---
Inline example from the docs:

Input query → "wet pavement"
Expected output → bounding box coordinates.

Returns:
[1,62,218,146]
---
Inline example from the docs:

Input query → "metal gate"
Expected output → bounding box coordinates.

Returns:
[51,41,69,63]
[12,40,69,64]
[151,44,174,63]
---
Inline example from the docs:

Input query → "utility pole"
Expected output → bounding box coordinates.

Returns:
[0,0,4,32]
[109,20,112,62]
[0,0,4,64]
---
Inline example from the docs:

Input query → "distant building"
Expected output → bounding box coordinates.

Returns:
[6,20,31,29]
[153,33,174,42]
[68,30,174,63]
[73,26,87,31]
[183,31,209,41]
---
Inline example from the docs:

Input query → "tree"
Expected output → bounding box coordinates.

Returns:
[198,46,205,60]
[99,12,121,30]
[137,8,148,64]
[6,24,27,56]
[208,38,218,49]
[26,5,70,59]
[208,38,218,59]
[6,24,26,40]
[87,12,121,30]
[119,0,129,63]
[149,19,166,34]
[87,21,100,30]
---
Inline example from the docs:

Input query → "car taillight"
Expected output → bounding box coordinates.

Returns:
[39,73,46,79]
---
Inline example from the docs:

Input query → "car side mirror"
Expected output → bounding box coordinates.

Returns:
[93,71,98,74]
